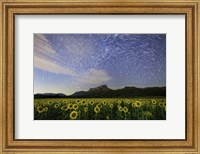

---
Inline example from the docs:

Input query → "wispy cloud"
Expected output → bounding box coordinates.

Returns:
[34,34,56,55]
[34,34,78,76]
[34,56,78,76]
[34,52,111,85]
[34,34,112,93]
[77,69,112,85]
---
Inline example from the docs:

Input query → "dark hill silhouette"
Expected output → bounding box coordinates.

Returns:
[34,93,67,99]
[34,85,166,99]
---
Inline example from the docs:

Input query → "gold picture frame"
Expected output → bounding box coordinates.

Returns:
[0,0,199,153]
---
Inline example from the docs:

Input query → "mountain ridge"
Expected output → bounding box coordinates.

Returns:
[34,85,166,99]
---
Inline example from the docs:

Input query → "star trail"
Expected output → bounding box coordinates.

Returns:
[34,34,166,95]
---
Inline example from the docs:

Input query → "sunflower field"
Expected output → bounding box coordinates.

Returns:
[34,98,166,120]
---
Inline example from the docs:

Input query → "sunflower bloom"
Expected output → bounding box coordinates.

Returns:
[152,100,156,105]
[61,106,68,111]
[89,101,94,105]
[158,102,163,108]
[123,107,128,113]
[102,101,107,105]
[132,102,137,108]
[76,100,80,104]
[163,102,166,107]
[117,100,122,104]
[48,101,52,105]
[81,100,86,105]
[37,106,44,113]
[118,106,123,112]
[43,107,48,112]
[73,104,79,110]
[97,104,102,108]
[125,99,130,104]
[54,104,60,109]
[94,106,100,113]
[70,111,78,120]
[68,103,73,109]
[135,101,142,108]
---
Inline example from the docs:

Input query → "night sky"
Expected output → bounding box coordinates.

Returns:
[34,34,166,95]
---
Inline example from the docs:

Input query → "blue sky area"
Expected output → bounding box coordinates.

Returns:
[34,34,166,95]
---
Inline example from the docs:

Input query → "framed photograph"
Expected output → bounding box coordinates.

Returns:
[33,33,166,121]
[0,0,199,153]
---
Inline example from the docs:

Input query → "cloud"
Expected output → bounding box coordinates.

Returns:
[34,34,56,55]
[77,69,112,85]
[34,34,112,86]
[34,55,78,76]
[34,34,78,76]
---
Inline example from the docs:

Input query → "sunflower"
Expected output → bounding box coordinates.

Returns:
[125,99,130,104]
[117,100,122,104]
[118,106,123,112]
[54,104,60,109]
[145,100,150,105]
[70,111,78,120]
[84,107,88,112]
[43,107,48,112]
[102,101,107,105]
[151,100,157,105]
[123,107,128,113]
[76,101,81,105]
[163,102,166,107]
[97,104,102,108]
[61,105,68,111]
[81,100,86,105]
[158,102,163,108]
[135,101,142,108]
[68,103,73,109]
[94,106,100,113]
[132,102,137,108]
[109,104,113,108]
[89,101,94,105]
[42,103,47,107]
[48,101,52,105]
[37,106,44,113]
[76,100,80,104]
[73,104,79,110]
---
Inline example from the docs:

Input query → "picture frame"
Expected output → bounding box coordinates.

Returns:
[0,0,199,153]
